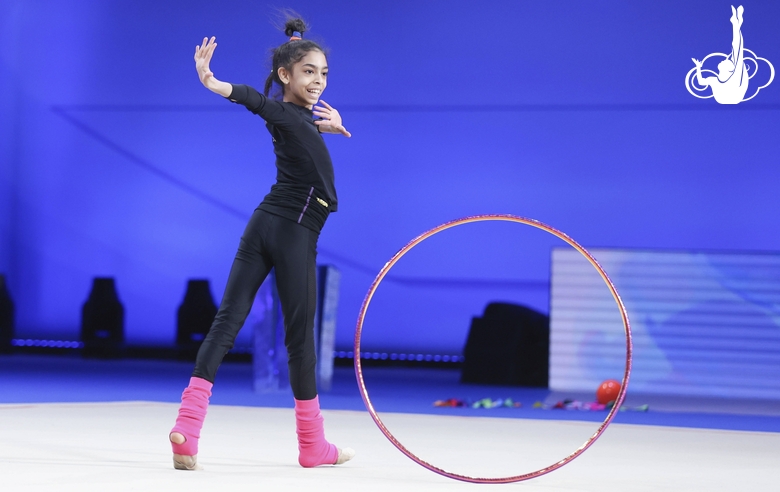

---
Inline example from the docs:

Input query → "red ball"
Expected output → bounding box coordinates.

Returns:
[596,379,621,405]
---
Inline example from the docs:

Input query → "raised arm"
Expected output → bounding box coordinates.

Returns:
[692,58,711,87]
[195,37,232,97]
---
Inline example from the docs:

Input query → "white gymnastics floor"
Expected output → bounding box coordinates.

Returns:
[1,401,778,491]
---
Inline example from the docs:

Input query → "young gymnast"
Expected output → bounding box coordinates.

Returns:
[169,16,354,470]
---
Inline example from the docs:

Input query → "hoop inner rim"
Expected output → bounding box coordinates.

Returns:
[353,214,633,484]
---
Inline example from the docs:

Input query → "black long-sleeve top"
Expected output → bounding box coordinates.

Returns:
[228,84,337,232]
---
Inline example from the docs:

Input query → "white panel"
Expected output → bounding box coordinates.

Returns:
[550,248,780,399]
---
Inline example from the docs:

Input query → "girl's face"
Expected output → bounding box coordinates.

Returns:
[278,50,328,109]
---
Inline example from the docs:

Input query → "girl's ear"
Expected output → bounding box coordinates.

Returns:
[277,66,290,85]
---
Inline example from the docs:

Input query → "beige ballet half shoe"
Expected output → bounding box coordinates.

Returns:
[335,447,356,465]
[173,453,201,471]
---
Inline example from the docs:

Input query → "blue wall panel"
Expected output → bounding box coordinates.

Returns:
[2,1,779,355]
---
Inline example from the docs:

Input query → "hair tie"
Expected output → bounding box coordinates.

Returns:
[290,31,302,41]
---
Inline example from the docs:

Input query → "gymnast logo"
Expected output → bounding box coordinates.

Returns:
[685,5,774,104]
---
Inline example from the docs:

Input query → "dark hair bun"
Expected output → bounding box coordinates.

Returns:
[284,17,308,37]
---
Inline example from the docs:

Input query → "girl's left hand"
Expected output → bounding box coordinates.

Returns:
[313,100,352,138]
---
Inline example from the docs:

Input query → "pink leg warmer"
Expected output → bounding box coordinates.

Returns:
[294,396,339,467]
[170,377,213,456]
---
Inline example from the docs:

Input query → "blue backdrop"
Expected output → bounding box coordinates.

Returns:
[1,0,779,355]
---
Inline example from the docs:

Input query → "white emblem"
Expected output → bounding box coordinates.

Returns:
[685,5,774,104]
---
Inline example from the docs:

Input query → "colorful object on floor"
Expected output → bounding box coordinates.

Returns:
[534,399,649,412]
[433,398,522,408]
[627,404,649,412]
[596,379,622,404]
[433,398,467,407]
[553,399,607,411]
[354,214,633,483]
[471,398,522,409]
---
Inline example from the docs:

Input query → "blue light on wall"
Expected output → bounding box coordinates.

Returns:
[2,0,779,359]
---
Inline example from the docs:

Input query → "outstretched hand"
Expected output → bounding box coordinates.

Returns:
[193,36,232,97]
[692,58,703,68]
[313,101,352,138]
[195,37,218,87]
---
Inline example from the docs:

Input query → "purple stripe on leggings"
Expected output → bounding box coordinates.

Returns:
[298,187,314,223]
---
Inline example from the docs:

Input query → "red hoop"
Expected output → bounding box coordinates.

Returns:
[354,214,633,483]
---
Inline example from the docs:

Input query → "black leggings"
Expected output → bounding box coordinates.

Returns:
[193,209,320,400]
